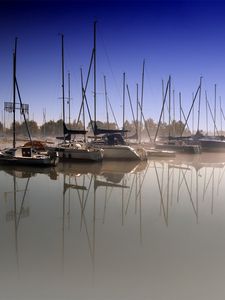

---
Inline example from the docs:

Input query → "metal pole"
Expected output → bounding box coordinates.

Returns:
[140,59,145,142]
[122,72,125,131]
[13,37,18,148]
[214,83,217,136]
[61,34,65,141]
[104,75,109,129]
[93,21,97,125]
[197,76,202,132]
[68,72,71,127]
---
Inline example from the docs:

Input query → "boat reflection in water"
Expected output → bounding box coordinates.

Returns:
[0,164,58,180]
[2,172,31,277]
[1,154,225,300]
[151,153,225,226]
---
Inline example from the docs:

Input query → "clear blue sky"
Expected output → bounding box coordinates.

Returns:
[1,0,225,132]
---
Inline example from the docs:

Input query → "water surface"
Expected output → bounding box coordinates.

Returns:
[1,153,225,300]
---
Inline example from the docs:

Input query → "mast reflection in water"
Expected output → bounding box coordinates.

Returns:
[1,154,225,300]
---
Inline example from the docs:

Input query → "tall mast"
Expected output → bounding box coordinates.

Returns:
[173,89,175,136]
[162,79,165,124]
[214,83,217,136]
[179,92,182,136]
[13,37,18,148]
[104,75,109,129]
[140,59,145,142]
[220,96,222,134]
[197,76,202,133]
[205,91,208,135]
[168,75,171,137]
[122,72,125,131]
[93,21,97,125]
[61,34,65,141]
[181,79,201,136]
[68,72,71,127]
[136,83,139,141]
[154,76,170,142]
[192,92,195,134]
[80,68,86,141]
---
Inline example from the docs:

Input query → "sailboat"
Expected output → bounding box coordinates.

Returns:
[177,81,225,152]
[55,34,103,162]
[0,38,59,167]
[87,22,147,161]
[154,76,201,154]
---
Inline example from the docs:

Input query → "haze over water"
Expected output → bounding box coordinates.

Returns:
[1,154,225,300]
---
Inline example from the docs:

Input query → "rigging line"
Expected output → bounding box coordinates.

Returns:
[203,169,214,200]
[126,84,138,131]
[206,92,220,136]
[15,78,32,143]
[104,75,110,128]
[81,175,93,219]
[107,97,119,128]
[181,77,202,136]
[180,169,198,219]
[135,160,150,200]
[218,164,225,186]
[82,86,95,132]
[75,176,94,263]
[125,174,136,215]
[76,68,86,130]
[76,49,94,125]
[73,176,85,231]
[16,177,30,228]
[138,100,152,142]
[154,161,168,226]
[99,29,121,99]
[221,107,225,121]
[180,105,191,133]
[154,76,170,142]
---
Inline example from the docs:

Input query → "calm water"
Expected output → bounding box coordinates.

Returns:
[1,153,225,300]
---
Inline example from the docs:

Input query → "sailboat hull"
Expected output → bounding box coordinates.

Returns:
[0,147,59,167]
[198,139,225,152]
[57,147,103,162]
[91,144,147,160]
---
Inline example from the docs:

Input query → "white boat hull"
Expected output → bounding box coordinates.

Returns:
[0,147,58,167]
[58,147,103,162]
[93,144,146,160]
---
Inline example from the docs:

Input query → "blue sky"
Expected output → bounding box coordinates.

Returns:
[1,0,225,132]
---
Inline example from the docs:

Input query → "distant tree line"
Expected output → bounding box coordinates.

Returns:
[1,118,191,140]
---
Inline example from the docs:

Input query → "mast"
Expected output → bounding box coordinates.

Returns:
[122,72,125,131]
[61,34,65,141]
[197,76,202,133]
[68,72,71,127]
[126,84,136,129]
[168,75,171,138]
[173,89,175,136]
[93,21,97,127]
[181,77,202,136]
[205,91,208,135]
[220,96,222,135]
[104,75,109,129]
[179,92,182,136]
[154,76,170,142]
[192,92,195,134]
[13,37,18,148]
[140,59,145,143]
[80,68,86,135]
[136,83,139,140]
[214,83,217,136]
[162,79,165,124]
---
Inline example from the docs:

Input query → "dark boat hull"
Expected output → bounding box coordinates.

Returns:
[199,139,225,152]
